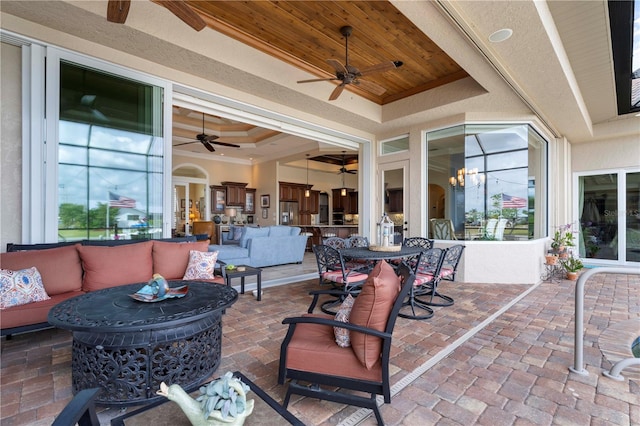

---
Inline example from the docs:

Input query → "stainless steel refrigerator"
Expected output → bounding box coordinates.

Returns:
[279,201,299,225]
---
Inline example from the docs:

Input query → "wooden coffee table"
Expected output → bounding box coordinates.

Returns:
[224,265,262,301]
[110,371,303,425]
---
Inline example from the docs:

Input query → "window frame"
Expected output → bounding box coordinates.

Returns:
[25,45,173,243]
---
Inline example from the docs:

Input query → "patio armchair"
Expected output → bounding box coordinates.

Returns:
[278,262,415,425]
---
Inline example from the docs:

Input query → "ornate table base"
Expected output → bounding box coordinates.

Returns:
[72,313,222,406]
[49,281,238,407]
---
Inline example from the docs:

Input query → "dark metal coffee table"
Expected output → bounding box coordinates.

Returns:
[224,265,262,301]
[48,281,238,407]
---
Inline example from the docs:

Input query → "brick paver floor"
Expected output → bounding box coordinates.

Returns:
[1,272,638,425]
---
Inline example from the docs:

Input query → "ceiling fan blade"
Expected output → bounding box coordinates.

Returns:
[211,141,241,148]
[107,0,130,24]
[202,134,219,142]
[173,141,198,147]
[152,0,206,31]
[357,60,402,76]
[329,84,346,101]
[200,140,216,152]
[297,78,340,83]
[355,78,387,96]
[326,59,348,75]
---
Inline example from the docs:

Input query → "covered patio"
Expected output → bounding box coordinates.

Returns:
[1,261,638,425]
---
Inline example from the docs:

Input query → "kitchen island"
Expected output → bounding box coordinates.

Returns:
[300,225,360,249]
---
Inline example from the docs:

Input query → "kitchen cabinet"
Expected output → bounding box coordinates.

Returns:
[245,188,256,214]
[332,188,355,212]
[222,181,247,207]
[279,182,297,201]
[210,185,226,214]
[348,191,358,214]
[387,188,403,213]
[301,189,319,214]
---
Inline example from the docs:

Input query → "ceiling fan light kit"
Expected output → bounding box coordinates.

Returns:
[297,25,403,101]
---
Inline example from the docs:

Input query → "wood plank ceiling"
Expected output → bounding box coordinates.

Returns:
[182,0,468,104]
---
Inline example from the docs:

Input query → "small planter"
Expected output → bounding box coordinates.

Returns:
[545,255,558,265]
[566,271,579,280]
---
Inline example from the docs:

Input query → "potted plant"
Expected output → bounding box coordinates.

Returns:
[561,256,584,280]
[551,224,575,257]
[157,371,254,425]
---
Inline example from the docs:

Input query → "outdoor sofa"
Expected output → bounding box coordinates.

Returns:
[0,237,224,337]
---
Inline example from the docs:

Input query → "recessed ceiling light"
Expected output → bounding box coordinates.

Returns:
[489,28,513,43]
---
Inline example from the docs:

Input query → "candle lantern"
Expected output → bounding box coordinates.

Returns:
[377,213,394,247]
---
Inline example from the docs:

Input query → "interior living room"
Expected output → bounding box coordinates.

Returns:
[1,1,639,425]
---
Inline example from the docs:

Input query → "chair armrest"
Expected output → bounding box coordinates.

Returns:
[282,316,391,340]
[52,388,100,426]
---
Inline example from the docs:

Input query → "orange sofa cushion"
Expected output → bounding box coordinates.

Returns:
[152,240,209,280]
[78,241,153,292]
[0,291,82,329]
[284,313,382,382]
[349,260,401,369]
[0,244,83,296]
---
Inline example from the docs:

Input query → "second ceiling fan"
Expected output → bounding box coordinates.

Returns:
[298,26,403,101]
[173,113,241,152]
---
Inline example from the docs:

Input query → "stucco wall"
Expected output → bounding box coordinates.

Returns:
[1,42,22,251]
[571,135,640,172]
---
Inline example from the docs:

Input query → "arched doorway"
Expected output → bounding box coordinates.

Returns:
[173,164,209,236]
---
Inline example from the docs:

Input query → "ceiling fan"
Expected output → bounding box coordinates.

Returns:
[173,113,241,152]
[338,152,357,174]
[107,0,206,31]
[297,25,403,101]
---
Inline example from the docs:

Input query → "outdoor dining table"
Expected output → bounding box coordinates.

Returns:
[339,245,424,272]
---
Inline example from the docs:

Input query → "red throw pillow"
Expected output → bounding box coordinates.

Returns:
[349,260,401,369]
[78,241,153,291]
[152,241,209,279]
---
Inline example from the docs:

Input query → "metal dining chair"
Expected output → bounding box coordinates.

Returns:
[323,236,348,249]
[311,244,368,314]
[441,244,465,281]
[413,247,454,307]
[398,247,446,320]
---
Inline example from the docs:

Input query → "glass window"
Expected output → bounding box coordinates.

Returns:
[427,123,547,241]
[58,62,164,242]
[381,135,409,155]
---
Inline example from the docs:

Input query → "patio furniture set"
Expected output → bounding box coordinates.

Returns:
[10,231,463,425]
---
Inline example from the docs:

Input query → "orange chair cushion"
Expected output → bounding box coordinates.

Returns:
[322,270,368,284]
[0,244,83,296]
[285,313,382,382]
[349,260,401,369]
[152,240,209,279]
[78,241,153,291]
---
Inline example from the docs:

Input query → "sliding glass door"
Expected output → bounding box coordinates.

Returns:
[577,170,640,263]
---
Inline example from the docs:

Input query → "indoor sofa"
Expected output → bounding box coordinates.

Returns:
[208,225,308,268]
[0,237,224,337]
